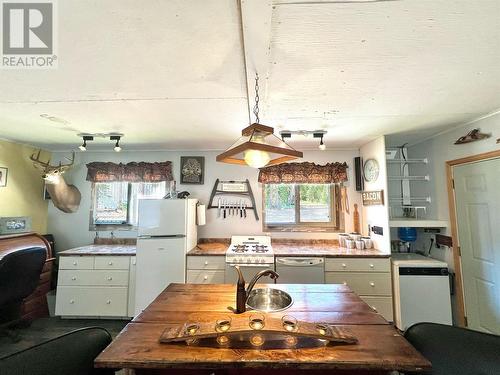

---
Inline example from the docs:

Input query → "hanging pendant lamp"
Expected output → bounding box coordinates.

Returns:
[216,73,303,168]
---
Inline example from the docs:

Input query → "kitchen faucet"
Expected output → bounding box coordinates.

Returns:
[233,265,279,314]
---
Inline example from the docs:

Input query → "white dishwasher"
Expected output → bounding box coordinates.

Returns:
[275,257,325,284]
[392,253,452,330]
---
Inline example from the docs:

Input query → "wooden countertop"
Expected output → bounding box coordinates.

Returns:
[58,244,136,256]
[188,242,389,258]
[95,284,430,373]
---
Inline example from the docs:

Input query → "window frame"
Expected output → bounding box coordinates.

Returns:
[262,183,344,233]
[89,181,167,231]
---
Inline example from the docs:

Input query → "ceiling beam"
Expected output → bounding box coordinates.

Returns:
[239,0,274,124]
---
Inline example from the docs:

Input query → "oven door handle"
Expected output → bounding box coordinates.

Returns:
[227,263,273,268]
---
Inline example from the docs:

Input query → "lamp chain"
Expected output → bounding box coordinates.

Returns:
[252,73,260,124]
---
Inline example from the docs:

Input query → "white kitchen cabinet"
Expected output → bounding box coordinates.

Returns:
[186,256,225,283]
[187,270,225,284]
[187,256,225,270]
[56,255,134,318]
[56,286,128,317]
[325,257,393,321]
[325,258,390,273]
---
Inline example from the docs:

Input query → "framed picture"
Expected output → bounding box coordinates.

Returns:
[0,167,8,187]
[180,156,204,184]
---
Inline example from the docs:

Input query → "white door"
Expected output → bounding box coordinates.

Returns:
[454,157,500,334]
[134,237,186,315]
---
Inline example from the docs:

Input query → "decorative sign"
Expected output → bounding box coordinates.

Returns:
[362,190,384,206]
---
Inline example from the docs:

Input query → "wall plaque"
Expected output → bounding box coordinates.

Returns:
[362,190,384,206]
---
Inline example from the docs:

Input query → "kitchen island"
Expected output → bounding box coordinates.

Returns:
[95,283,430,374]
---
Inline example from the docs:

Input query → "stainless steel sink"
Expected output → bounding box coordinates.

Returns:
[245,288,293,312]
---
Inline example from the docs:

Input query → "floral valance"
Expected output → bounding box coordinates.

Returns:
[86,161,173,183]
[258,162,348,184]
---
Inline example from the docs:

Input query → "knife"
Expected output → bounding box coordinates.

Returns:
[217,198,221,218]
[244,202,247,218]
[240,200,243,218]
[223,200,226,219]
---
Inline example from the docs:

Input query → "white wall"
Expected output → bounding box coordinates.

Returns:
[407,113,500,267]
[359,136,391,254]
[47,149,361,252]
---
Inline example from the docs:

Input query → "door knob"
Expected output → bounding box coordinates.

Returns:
[204,275,208,280]
[107,277,113,281]
[204,261,208,266]
[70,299,75,304]
[369,264,374,268]
[108,261,113,265]
[71,276,76,280]
[341,263,347,268]
[370,282,375,287]
[106,300,111,304]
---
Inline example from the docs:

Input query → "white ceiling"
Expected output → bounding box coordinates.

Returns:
[0,0,499,151]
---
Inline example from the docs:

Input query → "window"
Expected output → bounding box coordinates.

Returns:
[263,183,342,231]
[90,181,167,229]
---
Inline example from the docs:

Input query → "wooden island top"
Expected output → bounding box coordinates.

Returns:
[95,284,430,374]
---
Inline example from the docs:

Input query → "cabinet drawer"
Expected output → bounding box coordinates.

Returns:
[59,256,94,270]
[187,256,225,270]
[58,270,129,286]
[55,286,128,317]
[94,256,130,270]
[325,258,390,272]
[360,296,393,321]
[187,270,225,284]
[325,272,392,296]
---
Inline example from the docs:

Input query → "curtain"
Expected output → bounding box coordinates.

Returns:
[86,161,173,182]
[258,162,348,184]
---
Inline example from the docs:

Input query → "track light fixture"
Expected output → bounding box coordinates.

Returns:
[79,135,94,151]
[76,133,124,151]
[313,132,326,150]
[279,130,328,150]
[110,135,122,152]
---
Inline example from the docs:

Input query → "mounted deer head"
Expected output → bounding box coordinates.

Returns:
[30,150,82,213]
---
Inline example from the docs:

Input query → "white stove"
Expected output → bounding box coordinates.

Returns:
[225,236,274,265]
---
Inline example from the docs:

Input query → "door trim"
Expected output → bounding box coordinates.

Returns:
[446,149,500,327]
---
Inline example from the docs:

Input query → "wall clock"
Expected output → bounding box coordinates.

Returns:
[363,158,379,182]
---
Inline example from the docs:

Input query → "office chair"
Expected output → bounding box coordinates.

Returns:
[404,322,500,375]
[0,327,114,375]
[0,247,47,330]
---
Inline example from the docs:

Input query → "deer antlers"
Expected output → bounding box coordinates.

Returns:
[30,150,76,172]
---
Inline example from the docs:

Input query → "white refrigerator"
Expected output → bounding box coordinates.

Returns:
[134,198,198,315]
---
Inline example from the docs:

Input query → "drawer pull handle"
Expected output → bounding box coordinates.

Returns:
[371,305,378,312]
[106,300,111,304]
[204,261,209,266]
[204,276,208,280]
[72,262,77,266]
[108,261,113,265]
[107,277,113,281]
[71,276,77,281]
[370,264,374,268]
[70,299,75,304]
[342,281,347,285]
[370,282,375,287]
[341,263,347,268]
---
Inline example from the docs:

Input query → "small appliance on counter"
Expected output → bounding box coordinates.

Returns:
[225,236,274,283]
[392,253,452,330]
[135,199,198,315]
